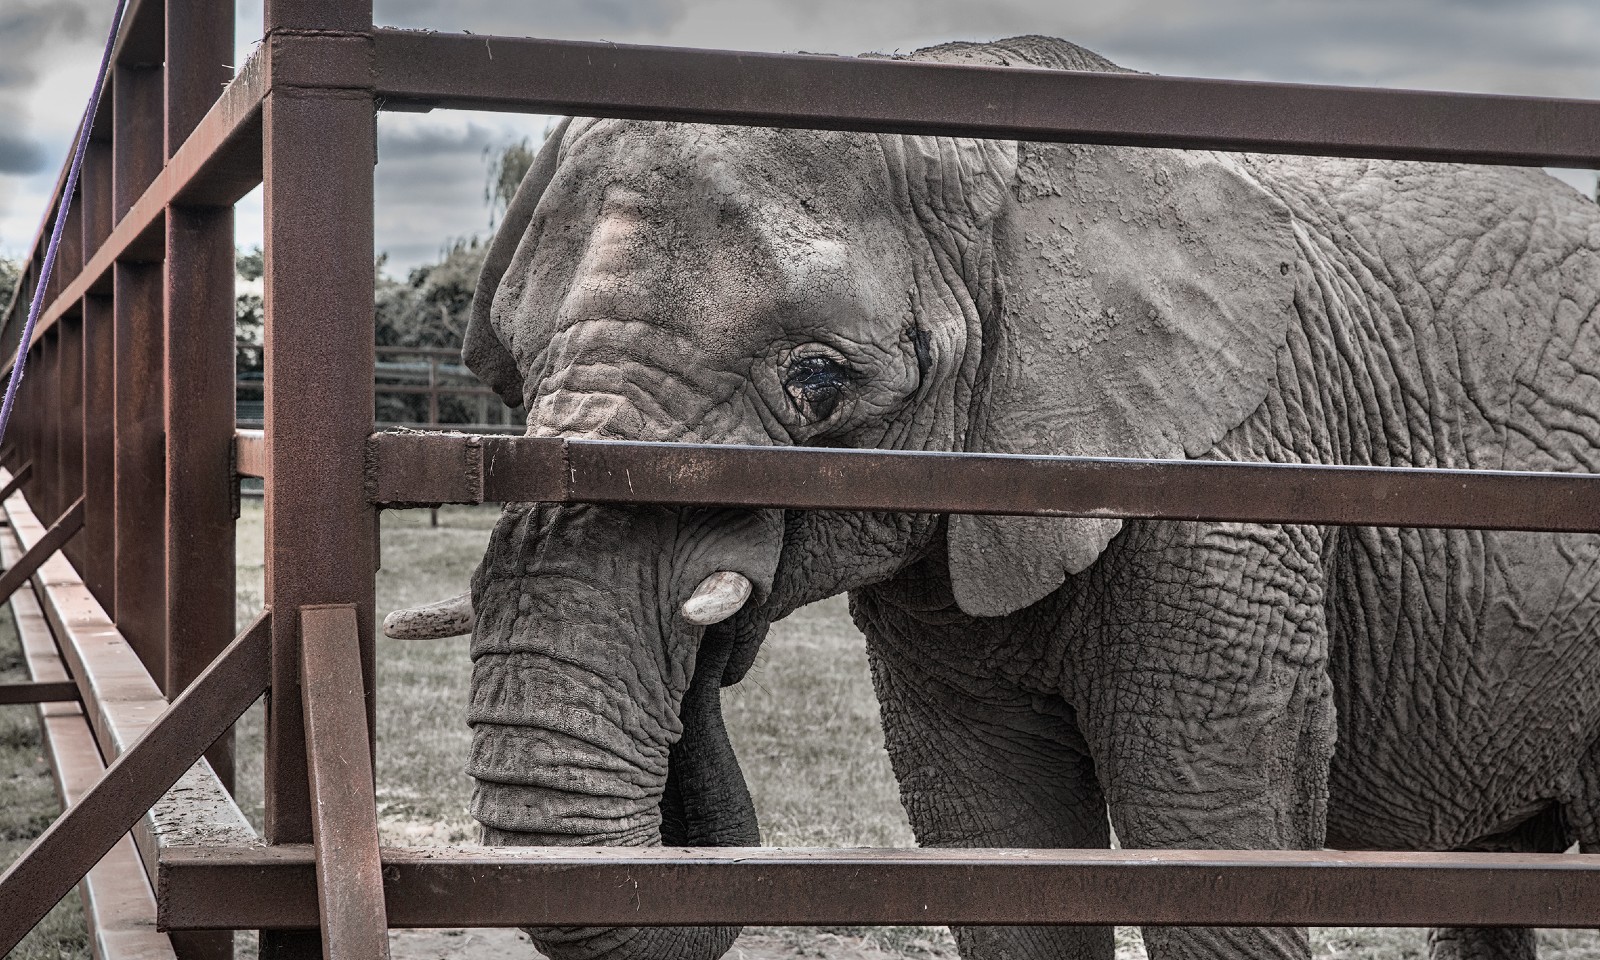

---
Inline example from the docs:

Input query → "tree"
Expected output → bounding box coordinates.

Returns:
[484,136,536,229]
[0,257,19,317]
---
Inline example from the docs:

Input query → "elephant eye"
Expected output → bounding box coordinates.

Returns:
[784,355,850,422]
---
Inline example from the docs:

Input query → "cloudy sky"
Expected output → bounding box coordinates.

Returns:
[2,0,1598,274]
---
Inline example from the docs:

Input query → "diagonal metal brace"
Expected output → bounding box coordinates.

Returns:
[0,495,84,607]
[300,604,392,959]
[0,461,35,507]
[0,611,271,957]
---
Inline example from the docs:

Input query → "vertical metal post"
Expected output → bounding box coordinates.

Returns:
[59,317,84,569]
[81,139,116,613]
[112,59,167,676]
[165,0,238,776]
[260,0,377,954]
[163,8,238,959]
[37,331,59,521]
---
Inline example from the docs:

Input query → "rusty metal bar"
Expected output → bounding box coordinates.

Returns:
[59,318,86,574]
[373,31,1600,167]
[234,430,265,479]
[300,605,391,959]
[82,293,117,611]
[366,434,1600,533]
[0,681,81,705]
[111,53,167,672]
[0,613,270,957]
[0,517,179,960]
[259,22,378,851]
[0,496,84,606]
[113,260,166,675]
[37,330,59,521]
[157,844,1600,930]
[0,461,35,502]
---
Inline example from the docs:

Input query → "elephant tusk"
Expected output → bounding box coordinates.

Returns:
[681,572,752,626]
[383,592,476,639]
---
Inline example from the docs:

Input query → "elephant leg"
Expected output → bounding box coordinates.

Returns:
[861,613,1112,960]
[1069,521,1335,960]
[1430,806,1568,960]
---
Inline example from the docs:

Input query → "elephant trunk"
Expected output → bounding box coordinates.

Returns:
[468,503,777,960]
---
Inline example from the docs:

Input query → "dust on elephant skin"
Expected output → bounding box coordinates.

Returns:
[458,33,1600,960]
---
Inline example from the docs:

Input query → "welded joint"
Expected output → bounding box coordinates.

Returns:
[265,31,376,94]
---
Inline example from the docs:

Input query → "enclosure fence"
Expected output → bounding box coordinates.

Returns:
[0,0,1599,957]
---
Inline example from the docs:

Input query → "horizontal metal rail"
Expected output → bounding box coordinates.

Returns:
[373,30,1600,167]
[368,433,1600,532]
[158,844,1600,930]
[235,429,265,479]
[0,680,81,705]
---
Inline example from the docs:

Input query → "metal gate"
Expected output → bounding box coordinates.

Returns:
[1,1,1599,957]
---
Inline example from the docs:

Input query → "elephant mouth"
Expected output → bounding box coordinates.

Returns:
[463,502,778,960]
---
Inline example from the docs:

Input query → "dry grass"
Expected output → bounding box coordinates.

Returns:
[6,502,1600,958]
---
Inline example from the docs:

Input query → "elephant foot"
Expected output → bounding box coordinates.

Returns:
[1429,928,1537,960]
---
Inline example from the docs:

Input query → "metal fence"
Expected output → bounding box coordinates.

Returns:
[236,344,526,432]
[0,0,1598,957]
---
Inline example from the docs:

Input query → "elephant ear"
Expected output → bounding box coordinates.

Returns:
[946,142,1298,618]
[464,118,574,408]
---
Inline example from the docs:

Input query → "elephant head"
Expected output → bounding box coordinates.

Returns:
[399,36,1298,960]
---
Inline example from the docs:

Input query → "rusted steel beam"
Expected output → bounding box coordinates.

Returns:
[157,844,1600,930]
[0,521,179,960]
[113,260,166,677]
[300,605,391,959]
[59,319,86,574]
[366,434,1600,533]
[0,51,266,374]
[373,31,1600,168]
[260,39,379,851]
[82,294,117,611]
[0,497,84,606]
[0,680,81,705]
[234,430,265,479]
[0,614,270,958]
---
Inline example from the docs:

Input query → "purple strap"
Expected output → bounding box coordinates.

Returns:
[0,0,132,447]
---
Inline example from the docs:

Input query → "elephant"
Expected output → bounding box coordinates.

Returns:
[398,34,1600,960]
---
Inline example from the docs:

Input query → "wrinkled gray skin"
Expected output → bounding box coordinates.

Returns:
[463,35,1600,960]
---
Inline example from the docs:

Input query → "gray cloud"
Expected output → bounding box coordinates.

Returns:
[373,112,552,269]
[374,0,689,36]
[0,131,46,175]
[0,3,90,92]
[0,2,95,185]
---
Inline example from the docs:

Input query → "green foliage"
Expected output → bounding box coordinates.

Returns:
[0,257,19,316]
[484,137,537,229]
[235,246,264,375]
[373,238,486,349]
